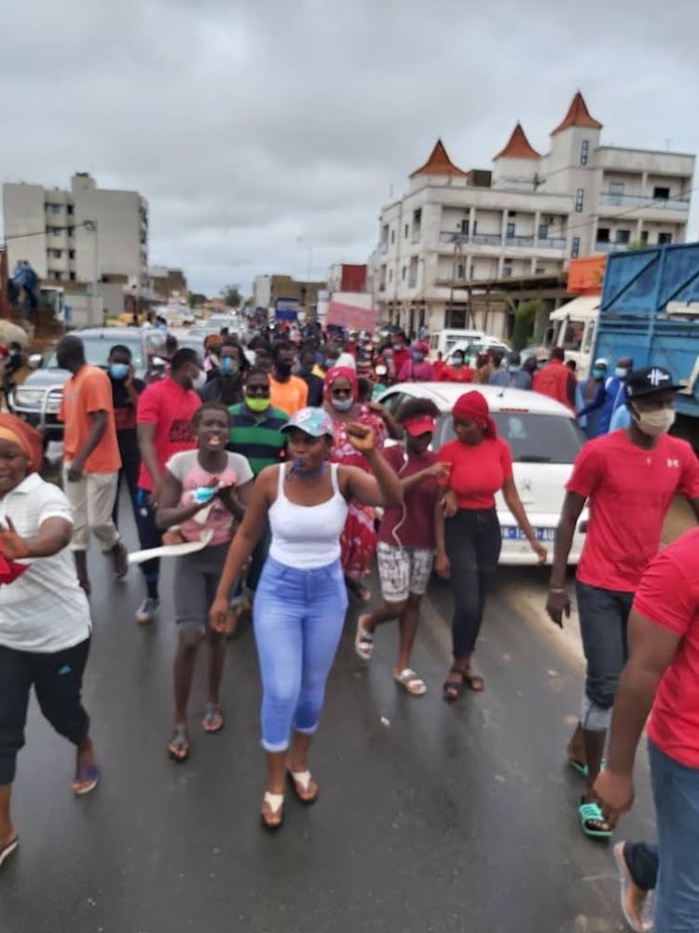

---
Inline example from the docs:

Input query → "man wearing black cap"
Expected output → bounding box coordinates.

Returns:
[546,366,699,839]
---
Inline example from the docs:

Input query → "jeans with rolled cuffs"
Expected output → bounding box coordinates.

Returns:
[253,556,348,752]
[444,508,502,657]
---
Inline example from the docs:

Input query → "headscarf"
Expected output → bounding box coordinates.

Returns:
[0,414,44,473]
[452,391,498,440]
[323,366,358,405]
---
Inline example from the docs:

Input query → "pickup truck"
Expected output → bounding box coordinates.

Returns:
[9,327,167,442]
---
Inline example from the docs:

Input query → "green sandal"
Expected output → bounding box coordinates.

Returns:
[578,799,612,840]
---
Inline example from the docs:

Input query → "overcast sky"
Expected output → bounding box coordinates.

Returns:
[2,0,698,296]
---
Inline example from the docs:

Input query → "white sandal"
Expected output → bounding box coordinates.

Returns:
[355,615,374,660]
[394,668,427,696]
[287,769,319,804]
[260,792,284,829]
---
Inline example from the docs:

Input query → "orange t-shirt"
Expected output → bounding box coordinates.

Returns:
[269,375,308,415]
[59,365,121,473]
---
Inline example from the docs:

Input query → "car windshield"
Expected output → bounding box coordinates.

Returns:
[435,411,584,464]
[46,336,145,370]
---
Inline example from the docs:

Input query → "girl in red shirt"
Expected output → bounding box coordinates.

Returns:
[435,391,547,699]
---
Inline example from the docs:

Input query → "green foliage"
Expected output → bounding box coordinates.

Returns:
[221,285,242,308]
[189,292,207,309]
[511,299,544,350]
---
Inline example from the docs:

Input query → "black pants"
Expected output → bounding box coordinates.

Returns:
[135,490,162,600]
[0,638,91,785]
[445,508,502,658]
[112,436,141,530]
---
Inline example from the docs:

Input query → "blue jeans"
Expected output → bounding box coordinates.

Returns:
[253,556,348,752]
[650,739,699,931]
[625,841,659,891]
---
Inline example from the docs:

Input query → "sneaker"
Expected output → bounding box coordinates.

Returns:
[613,842,654,932]
[136,597,159,625]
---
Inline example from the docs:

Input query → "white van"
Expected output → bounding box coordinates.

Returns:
[548,297,599,377]
[428,329,485,358]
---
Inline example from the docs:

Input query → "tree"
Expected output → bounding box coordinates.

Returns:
[511,299,545,350]
[221,284,242,308]
[189,292,207,309]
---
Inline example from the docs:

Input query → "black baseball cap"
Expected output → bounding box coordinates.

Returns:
[625,366,681,400]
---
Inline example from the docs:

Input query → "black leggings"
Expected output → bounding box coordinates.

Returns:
[0,638,91,785]
[445,508,502,658]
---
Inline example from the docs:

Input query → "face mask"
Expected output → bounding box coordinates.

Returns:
[507,365,520,374]
[246,395,271,413]
[452,358,463,368]
[191,369,207,391]
[392,344,403,352]
[615,367,629,379]
[109,363,129,380]
[412,352,425,362]
[375,366,387,378]
[221,357,240,376]
[632,405,676,438]
[592,368,605,380]
[331,397,353,413]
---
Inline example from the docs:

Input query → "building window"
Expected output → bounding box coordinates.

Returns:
[575,189,585,213]
[460,219,470,236]
[51,249,62,258]
[388,269,393,283]
[616,229,631,244]
[503,259,513,279]
[46,203,61,215]
[401,266,407,281]
[456,263,465,279]
[404,224,409,239]
[67,205,74,216]
[69,272,76,282]
[658,232,673,245]
[506,222,516,238]
[69,250,76,259]
[413,209,421,224]
[653,186,670,201]
[68,226,75,237]
[640,230,649,245]
[608,182,624,205]
[571,237,580,259]
[390,229,395,244]
[596,228,610,243]
[49,270,62,280]
[580,140,589,165]
[538,224,549,240]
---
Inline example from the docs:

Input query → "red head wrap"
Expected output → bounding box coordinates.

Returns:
[323,366,358,404]
[452,391,497,439]
[0,414,44,473]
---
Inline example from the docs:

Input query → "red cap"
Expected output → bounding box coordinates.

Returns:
[403,415,436,437]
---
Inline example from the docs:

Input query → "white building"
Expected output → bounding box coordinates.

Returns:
[372,92,695,337]
[3,172,148,288]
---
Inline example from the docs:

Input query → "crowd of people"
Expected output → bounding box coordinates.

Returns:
[0,321,697,931]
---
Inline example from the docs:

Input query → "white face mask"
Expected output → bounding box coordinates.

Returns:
[192,369,207,392]
[632,405,676,438]
[331,397,353,413]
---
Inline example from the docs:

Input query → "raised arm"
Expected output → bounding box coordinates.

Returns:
[339,424,402,507]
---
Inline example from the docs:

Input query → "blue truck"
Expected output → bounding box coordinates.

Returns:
[593,242,699,420]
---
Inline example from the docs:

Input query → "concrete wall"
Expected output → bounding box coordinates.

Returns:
[3,184,49,278]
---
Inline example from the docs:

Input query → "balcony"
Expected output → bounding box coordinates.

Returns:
[438,231,566,250]
[594,241,631,254]
[598,193,690,211]
[538,237,567,250]
[505,235,534,247]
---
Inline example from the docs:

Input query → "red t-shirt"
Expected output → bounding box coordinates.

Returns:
[136,377,201,491]
[391,347,411,377]
[378,446,437,549]
[634,529,699,768]
[568,430,699,592]
[439,437,513,509]
[439,365,474,384]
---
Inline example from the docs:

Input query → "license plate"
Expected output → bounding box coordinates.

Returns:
[501,526,556,543]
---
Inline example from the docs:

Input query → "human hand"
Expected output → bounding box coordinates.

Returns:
[346,422,376,453]
[440,489,458,518]
[531,540,548,565]
[0,517,30,559]
[209,595,230,634]
[545,587,571,628]
[434,551,450,579]
[125,364,135,387]
[67,460,85,483]
[148,477,163,508]
[593,769,635,826]
[427,462,451,480]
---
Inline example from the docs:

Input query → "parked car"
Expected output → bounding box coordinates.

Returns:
[9,327,165,442]
[445,337,511,366]
[376,382,588,565]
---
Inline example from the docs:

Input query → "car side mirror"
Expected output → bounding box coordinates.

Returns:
[28,353,43,369]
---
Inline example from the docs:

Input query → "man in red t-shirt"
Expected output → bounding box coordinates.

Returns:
[594,528,699,930]
[533,347,576,411]
[134,348,202,623]
[438,349,474,384]
[546,366,699,839]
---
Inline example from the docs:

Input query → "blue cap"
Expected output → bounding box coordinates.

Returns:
[280,407,335,438]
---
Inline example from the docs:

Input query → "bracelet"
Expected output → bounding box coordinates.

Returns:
[549,587,566,594]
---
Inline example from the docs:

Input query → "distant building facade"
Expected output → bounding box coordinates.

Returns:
[253,274,327,317]
[372,92,695,337]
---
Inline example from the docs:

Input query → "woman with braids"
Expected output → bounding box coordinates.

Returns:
[355,398,449,695]
[322,366,387,602]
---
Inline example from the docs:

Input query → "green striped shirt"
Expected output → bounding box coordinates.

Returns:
[227,403,288,476]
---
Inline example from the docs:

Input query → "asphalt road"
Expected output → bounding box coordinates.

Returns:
[0,506,658,933]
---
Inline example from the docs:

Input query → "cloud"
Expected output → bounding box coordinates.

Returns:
[2,0,697,294]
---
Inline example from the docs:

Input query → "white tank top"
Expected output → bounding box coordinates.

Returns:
[268,463,349,569]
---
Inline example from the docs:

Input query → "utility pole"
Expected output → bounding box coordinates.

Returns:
[84,220,99,324]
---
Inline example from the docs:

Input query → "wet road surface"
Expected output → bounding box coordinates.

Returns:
[1,507,658,933]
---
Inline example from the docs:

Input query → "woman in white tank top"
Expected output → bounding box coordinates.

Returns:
[211,407,402,830]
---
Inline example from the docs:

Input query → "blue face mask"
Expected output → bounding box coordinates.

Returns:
[109,363,129,380]
[507,365,521,374]
[221,357,239,376]
[615,367,629,379]
[592,368,606,380]
[412,352,425,362]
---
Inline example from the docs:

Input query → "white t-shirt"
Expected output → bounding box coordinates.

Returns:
[0,473,92,652]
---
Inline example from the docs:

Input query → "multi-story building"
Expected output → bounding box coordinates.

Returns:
[149,266,188,302]
[372,92,695,337]
[3,172,149,289]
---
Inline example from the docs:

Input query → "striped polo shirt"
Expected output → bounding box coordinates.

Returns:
[227,403,288,476]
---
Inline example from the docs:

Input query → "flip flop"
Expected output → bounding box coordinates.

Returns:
[355,616,374,660]
[72,762,101,796]
[168,724,190,762]
[394,668,427,696]
[202,704,224,733]
[578,798,612,840]
[260,792,285,830]
[464,673,485,692]
[286,769,319,805]
[568,757,607,779]
[0,836,19,867]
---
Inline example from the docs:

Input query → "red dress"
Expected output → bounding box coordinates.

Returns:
[328,406,387,583]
